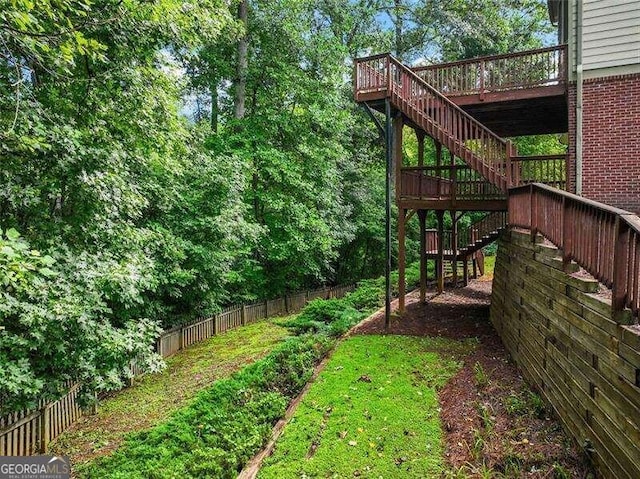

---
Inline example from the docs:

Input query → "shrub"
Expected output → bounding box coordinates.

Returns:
[278,299,365,337]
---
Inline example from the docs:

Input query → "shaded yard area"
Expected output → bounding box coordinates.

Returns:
[258,281,592,478]
[50,320,289,469]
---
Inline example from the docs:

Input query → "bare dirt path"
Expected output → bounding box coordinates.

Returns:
[355,282,593,478]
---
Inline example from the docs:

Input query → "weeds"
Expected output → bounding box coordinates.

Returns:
[473,361,489,388]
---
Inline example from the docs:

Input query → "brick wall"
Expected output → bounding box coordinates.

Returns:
[491,230,640,479]
[567,73,640,213]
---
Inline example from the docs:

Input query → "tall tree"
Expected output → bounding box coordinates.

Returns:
[234,0,249,119]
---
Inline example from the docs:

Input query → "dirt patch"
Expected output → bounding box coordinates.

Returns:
[355,282,593,478]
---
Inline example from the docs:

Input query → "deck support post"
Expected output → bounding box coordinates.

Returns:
[418,210,427,302]
[393,112,404,315]
[436,210,445,293]
[398,207,406,313]
[384,99,393,330]
[472,254,478,278]
[463,257,469,286]
[393,114,403,200]
[451,210,458,287]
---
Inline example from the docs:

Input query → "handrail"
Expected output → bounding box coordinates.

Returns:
[425,212,507,254]
[413,45,566,71]
[508,183,640,319]
[412,45,567,98]
[354,54,515,191]
[399,166,503,201]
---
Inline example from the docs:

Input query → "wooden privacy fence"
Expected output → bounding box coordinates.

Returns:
[0,283,355,455]
[509,183,640,321]
[0,383,81,456]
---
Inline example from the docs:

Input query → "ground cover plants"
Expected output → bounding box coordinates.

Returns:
[76,267,421,478]
[258,335,476,478]
[50,320,289,467]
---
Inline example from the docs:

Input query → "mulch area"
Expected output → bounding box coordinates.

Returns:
[354,282,594,478]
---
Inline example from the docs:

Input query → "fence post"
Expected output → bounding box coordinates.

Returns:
[40,404,51,454]
[241,305,246,326]
[214,315,219,335]
[285,295,290,314]
[178,326,184,352]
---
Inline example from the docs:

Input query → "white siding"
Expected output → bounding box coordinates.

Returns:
[582,0,640,72]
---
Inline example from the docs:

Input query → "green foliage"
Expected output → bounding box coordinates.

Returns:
[80,327,335,478]
[504,390,546,419]
[473,362,489,388]
[0,229,162,413]
[280,299,365,337]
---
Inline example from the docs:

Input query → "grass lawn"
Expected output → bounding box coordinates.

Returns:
[258,335,476,479]
[51,319,290,468]
[481,253,496,281]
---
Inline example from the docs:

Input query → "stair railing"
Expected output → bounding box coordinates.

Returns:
[509,183,640,320]
[355,54,516,192]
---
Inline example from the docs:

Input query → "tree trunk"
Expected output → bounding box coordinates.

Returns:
[394,0,403,58]
[234,0,248,120]
[211,80,219,132]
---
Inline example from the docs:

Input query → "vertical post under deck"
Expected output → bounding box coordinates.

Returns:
[463,257,469,286]
[393,113,404,314]
[419,210,427,302]
[384,99,393,329]
[398,208,406,313]
[451,211,458,286]
[436,210,445,293]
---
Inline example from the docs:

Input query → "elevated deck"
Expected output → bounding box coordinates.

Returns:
[357,45,568,137]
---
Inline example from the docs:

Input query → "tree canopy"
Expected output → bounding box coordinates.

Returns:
[0,0,556,412]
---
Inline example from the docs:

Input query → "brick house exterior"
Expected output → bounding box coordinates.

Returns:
[567,74,640,212]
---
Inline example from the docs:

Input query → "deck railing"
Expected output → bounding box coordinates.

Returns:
[413,45,567,98]
[426,212,507,254]
[509,183,640,320]
[399,155,566,202]
[355,54,515,191]
[513,154,567,190]
[400,165,503,201]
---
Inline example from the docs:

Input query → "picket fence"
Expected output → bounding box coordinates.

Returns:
[0,283,355,456]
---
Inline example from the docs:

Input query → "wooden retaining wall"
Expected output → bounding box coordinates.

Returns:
[0,283,356,455]
[491,230,640,479]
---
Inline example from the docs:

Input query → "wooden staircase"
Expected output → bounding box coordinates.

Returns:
[426,212,506,261]
[355,54,519,193]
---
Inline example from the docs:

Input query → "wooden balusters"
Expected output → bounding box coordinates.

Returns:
[509,183,640,321]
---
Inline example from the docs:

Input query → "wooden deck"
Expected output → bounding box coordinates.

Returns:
[356,46,568,137]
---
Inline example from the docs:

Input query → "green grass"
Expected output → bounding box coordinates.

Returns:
[258,335,476,479]
[482,254,496,279]
[51,319,290,467]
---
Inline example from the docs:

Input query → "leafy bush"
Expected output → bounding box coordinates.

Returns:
[278,299,365,337]
[0,229,162,413]
[346,279,384,311]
